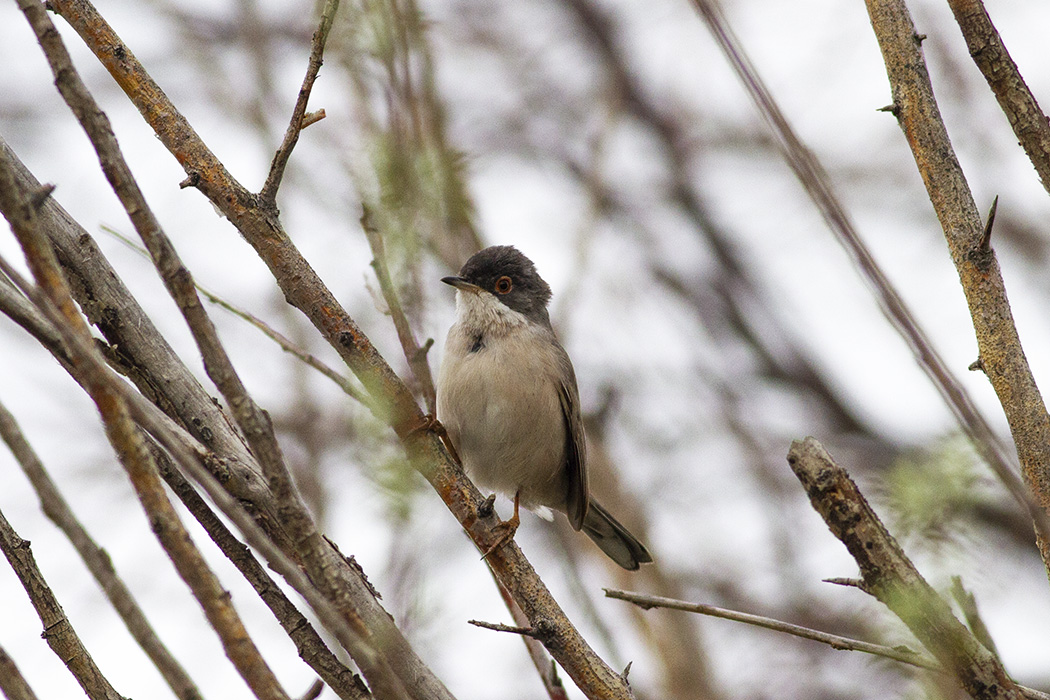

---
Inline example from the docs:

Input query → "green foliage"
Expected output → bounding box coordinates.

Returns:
[884,436,988,549]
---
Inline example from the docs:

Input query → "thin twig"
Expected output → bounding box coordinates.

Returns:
[0,509,124,700]
[687,0,1050,552]
[950,576,1001,661]
[361,205,438,413]
[604,589,938,671]
[0,398,204,700]
[101,223,373,408]
[467,619,542,639]
[260,0,340,205]
[606,587,1050,700]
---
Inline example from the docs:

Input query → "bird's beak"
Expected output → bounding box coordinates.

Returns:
[441,276,481,293]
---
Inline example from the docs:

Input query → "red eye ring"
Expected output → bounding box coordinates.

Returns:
[494,276,513,294]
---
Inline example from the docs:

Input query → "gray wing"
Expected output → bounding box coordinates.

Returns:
[554,341,588,531]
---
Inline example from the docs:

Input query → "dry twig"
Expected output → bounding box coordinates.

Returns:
[0,399,204,700]
[864,0,1050,574]
[0,510,123,700]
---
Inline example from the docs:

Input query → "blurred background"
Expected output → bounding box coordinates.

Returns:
[1,0,1049,698]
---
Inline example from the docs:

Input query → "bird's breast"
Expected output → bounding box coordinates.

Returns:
[437,323,568,510]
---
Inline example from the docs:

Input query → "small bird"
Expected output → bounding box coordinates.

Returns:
[437,245,652,570]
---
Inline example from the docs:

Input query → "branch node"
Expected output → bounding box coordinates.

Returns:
[968,356,985,373]
[979,195,999,251]
[620,661,633,682]
[178,172,200,190]
[301,109,326,129]
[30,183,56,211]
[914,32,927,44]
[876,103,900,117]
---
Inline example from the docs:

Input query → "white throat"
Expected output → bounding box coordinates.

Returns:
[455,290,529,335]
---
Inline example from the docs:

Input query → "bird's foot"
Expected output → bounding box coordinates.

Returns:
[481,491,520,561]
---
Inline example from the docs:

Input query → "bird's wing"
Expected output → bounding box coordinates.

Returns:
[554,344,589,531]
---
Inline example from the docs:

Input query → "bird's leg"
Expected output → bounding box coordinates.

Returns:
[481,490,521,561]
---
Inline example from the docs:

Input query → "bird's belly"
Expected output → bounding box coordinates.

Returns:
[438,337,567,511]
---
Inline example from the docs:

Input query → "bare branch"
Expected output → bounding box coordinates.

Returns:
[0,509,124,700]
[150,445,372,700]
[604,588,939,671]
[0,139,292,700]
[946,0,1050,195]
[0,134,436,700]
[0,398,204,700]
[361,205,438,413]
[44,1,638,696]
[260,0,340,205]
[686,0,1050,551]
[950,577,1001,662]
[0,645,40,700]
[863,0,1050,574]
[787,437,1022,700]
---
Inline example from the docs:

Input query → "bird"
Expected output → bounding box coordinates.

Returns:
[436,245,652,570]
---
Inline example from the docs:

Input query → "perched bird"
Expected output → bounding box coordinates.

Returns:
[437,245,652,570]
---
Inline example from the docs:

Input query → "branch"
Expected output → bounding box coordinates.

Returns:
[0,398,204,700]
[0,645,40,700]
[604,588,939,670]
[260,0,340,205]
[787,437,1022,700]
[149,445,372,700]
[945,0,1050,195]
[863,0,1050,574]
[606,587,1050,700]
[361,205,438,414]
[0,509,124,700]
[686,0,1050,551]
[45,2,636,697]
[0,136,427,700]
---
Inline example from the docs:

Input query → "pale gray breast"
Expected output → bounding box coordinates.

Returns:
[437,322,569,511]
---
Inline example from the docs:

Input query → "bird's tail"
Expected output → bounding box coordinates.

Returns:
[581,500,653,570]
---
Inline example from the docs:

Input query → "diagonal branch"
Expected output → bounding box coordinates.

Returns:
[945,0,1050,196]
[0,509,124,700]
[0,398,204,700]
[686,0,1050,552]
[787,437,1022,700]
[361,205,437,413]
[604,588,940,671]
[0,645,41,700]
[0,140,293,700]
[863,0,1050,576]
[43,1,637,696]
[605,587,1050,700]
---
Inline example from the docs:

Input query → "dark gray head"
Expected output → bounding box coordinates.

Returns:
[442,246,553,325]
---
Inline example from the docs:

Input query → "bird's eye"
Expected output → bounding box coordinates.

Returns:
[494,276,513,294]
